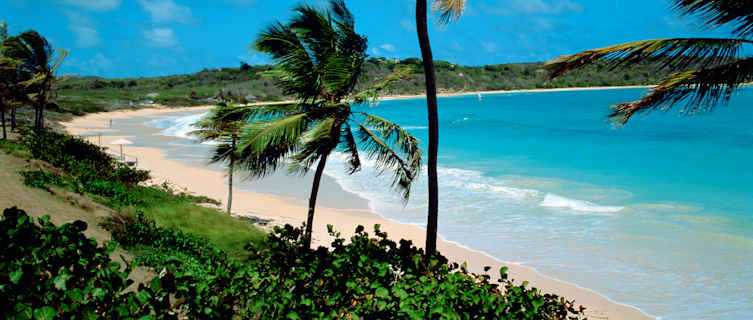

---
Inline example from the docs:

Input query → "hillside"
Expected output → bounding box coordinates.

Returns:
[53,58,672,115]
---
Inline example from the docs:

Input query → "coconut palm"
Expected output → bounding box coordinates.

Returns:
[189,105,245,215]
[2,30,67,131]
[546,1,753,124]
[236,0,422,250]
[414,0,466,255]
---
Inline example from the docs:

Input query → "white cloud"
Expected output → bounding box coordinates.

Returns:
[57,0,121,11]
[67,53,114,76]
[380,44,396,52]
[70,25,100,47]
[137,0,197,24]
[64,11,100,47]
[486,0,583,15]
[237,53,269,65]
[143,28,179,48]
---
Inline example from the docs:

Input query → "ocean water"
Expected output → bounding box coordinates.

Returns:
[146,88,753,319]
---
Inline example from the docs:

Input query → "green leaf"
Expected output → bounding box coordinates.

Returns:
[10,269,23,284]
[375,287,389,298]
[33,306,55,320]
[53,274,70,290]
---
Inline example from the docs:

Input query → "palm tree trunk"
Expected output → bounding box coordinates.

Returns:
[1,107,6,140]
[304,154,329,250]
[10,106,16,131]
[35,101,44,131]
[416,0,440,256]
[227,137,236,215]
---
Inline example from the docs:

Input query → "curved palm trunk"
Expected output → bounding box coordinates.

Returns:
[227,136,236,215]
[304,153,329,250]
[416,0,440,256]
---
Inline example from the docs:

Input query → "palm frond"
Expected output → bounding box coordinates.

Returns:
[433,0,467,24]
[254,22,320,99]
[358,112,421,156]
[609,57,753,124]
[674,0,753,37]
[238,112,308,155]
[289,117,339,175]
[546,38,748,79]
[340,123,361,174]
[237,139,300,179]
[356,121,422,201]
[352,67,413,104]
[50,48,68,74]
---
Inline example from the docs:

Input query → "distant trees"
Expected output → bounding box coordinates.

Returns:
[547,0,753,124]
[232,0,422,250]
[1,30,67,131]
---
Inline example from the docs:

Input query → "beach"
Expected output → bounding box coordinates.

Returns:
[62,96,655,320]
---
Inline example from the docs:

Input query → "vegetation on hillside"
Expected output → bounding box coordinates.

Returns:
[51,58,672,115]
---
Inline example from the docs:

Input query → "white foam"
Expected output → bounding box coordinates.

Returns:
[147,112,208,140]
[540,193,624,213]
[466,182,540,200]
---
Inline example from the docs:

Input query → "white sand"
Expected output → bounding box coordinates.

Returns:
[62,102,653,320]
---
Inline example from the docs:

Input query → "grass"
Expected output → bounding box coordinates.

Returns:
[2,130,267,263]
[134,202,267,260]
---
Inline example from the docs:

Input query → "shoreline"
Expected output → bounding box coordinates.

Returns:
[377,85,655,101]
[62,92,654,320]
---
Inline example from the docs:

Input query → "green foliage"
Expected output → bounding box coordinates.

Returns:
[20,170,67,193]
[110,213,586,319]
[24,130,149,186]
[51,58,673,117]
[0,138,29,158]
[0,207,179,319]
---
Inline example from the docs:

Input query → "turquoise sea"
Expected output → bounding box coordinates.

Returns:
[148,87,753,319]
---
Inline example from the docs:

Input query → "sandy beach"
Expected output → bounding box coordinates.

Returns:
[62,98,654,320]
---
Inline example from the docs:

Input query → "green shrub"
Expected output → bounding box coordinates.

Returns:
[24,130,149,186]
[110,213,586,319]
[0,207,179,319]
[20,171,67,193]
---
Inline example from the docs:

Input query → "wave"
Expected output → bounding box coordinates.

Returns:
[540,193,624,213]
[146,112,221,145]
[151,114,627,217]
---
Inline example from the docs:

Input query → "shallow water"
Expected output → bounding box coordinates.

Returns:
[146,87,753,319]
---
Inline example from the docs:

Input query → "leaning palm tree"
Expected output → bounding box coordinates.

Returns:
[414,0,467,255]
[189,105,245,215]
[546,1,753,124]
[2,30,67,131]
[236,0,422,250]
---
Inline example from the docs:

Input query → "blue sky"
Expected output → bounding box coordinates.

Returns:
[0,0,729,78]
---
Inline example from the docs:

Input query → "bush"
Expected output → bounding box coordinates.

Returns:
[0,207,179,319]
[24,130,149,186]
[110,213,586,319]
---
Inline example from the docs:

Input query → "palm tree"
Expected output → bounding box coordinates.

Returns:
[2,30,67,131]
[189,105,245,214]
[237,0,422,250]
[0,21,8,139]
[546,1,753,124]
[415,0,466,255]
